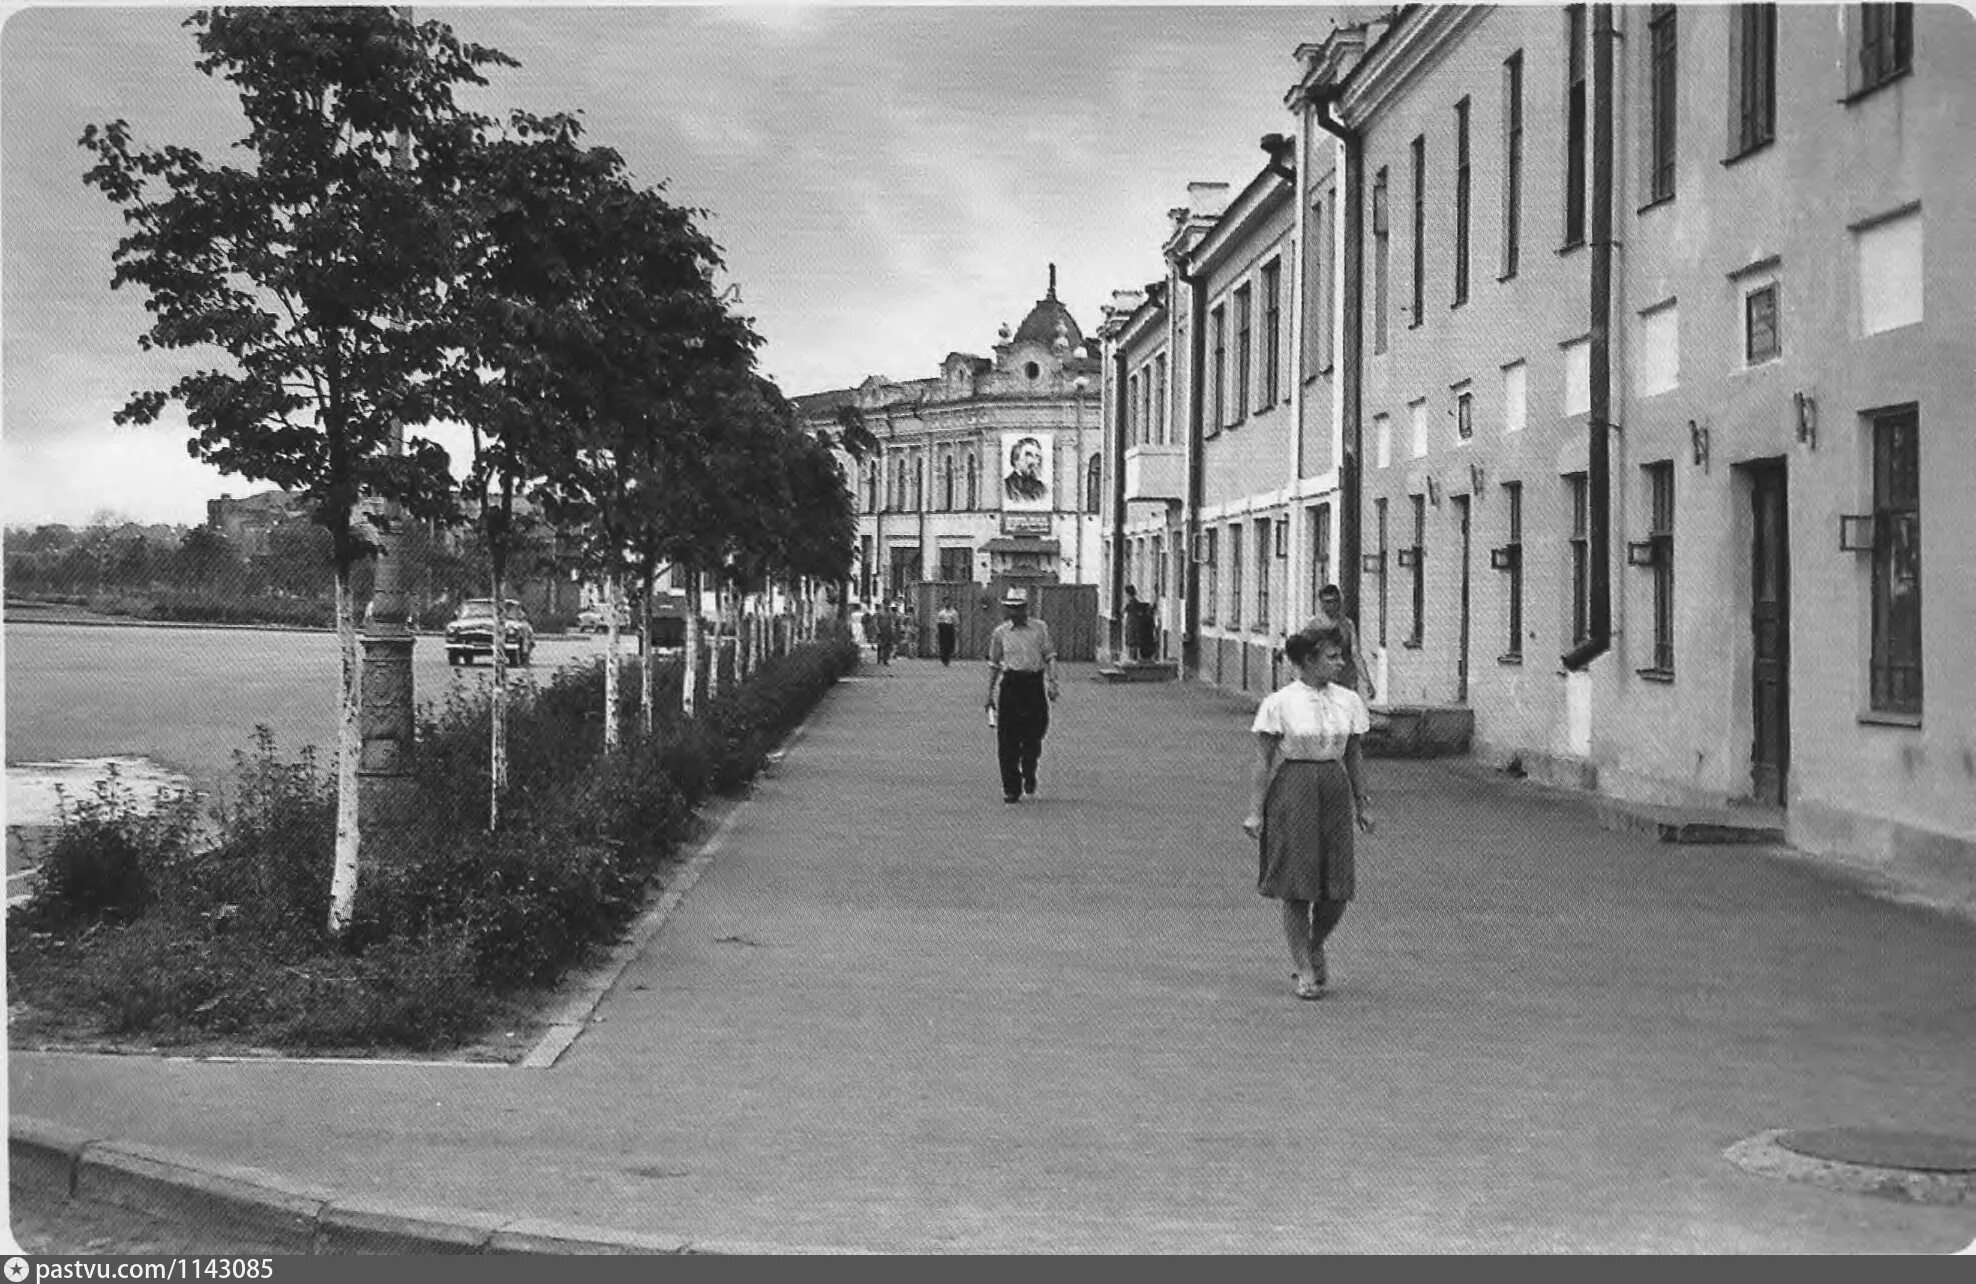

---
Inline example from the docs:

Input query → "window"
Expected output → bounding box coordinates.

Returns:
[1637,303,1680,396]
[1374,413,1393,469]
[1203,528,1219,625]
[1261,261,1282,405]
[1563,337,1591,415]
[1454,98,1472,306]
[1234,285,1253,421]
[893,457,905,512]
[1151,532,1165,599]
[1869,404,1922,714]
[943,454,956,510]
[865,464,879,513]
[1305,196,1332,376]
[938,546,972,582]
[1086,453,1103,514]
[1410,400,1429,459]
[1456,388,1475,442]
[1310,502,1332,612]
[1857,208,1924,336]
[913,454,925,510]
[1254,519,1272,632]
[1502,51,1524,278]
[1409,135,1426,327]
[1503,361,1528,433]
[1565,4,1589,246]
[965,453,978,509]
[1211,305,1228,431]
[1373,168,1391,354]
[1745,283,1780,364]
[1567,472,1590,645]
[1645,461,1675,674]
[1126,372,1140,447]
[1229,522,1244,629]
[1149,355,1164,444]
[1375,497,1390,647]
[1732,5,1777,157]
[1502,481,1524,659]
[1647,4,1678,205]
[1407,494,1426,646]
[1852,3,1913,98]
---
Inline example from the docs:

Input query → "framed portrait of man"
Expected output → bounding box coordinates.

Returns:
[1000,431,1052,512]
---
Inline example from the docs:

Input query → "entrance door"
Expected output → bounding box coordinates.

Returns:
[1453,495,1472,703]
[1749,462,1790,805]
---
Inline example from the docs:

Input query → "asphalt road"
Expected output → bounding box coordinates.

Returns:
[4,619,618,804]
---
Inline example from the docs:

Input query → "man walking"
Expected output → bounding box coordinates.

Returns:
[935,598,960,666]
[985,587,1060,803]
[1307,582,1375,703]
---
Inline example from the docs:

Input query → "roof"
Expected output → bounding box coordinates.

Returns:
[1011,263,1085,351]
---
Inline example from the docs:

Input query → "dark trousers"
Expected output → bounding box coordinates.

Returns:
[995,672,1049,797]
[937,623,956,666]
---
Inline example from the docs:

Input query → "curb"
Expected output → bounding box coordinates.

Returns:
[9,1120,876,1254]
[1725,1129,1976,1207]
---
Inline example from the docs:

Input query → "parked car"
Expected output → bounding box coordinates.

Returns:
[445,598,534,666]
[574,603,628,633]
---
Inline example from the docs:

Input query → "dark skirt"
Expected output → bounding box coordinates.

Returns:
[1258,759,1355,902]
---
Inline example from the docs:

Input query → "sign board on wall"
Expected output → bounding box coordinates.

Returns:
[1001,512,1052,536]
[999,431,1053,512]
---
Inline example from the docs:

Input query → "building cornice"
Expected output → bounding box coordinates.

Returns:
[1340,4,1492,128]
[1185,167,1295,279]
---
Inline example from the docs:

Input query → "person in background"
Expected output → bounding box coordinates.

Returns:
[874,601,896,666]
[1243,623,1374,1000]
[1308,582,1375,704]
[1122,584,1156,662]
[936,598,960,666]
[985,587,1060,803]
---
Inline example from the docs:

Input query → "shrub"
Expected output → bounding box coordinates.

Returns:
[17,767,199,930]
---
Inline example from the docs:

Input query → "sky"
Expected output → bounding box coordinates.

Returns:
[1,2,1359,529]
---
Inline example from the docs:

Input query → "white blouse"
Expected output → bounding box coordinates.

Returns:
[1251,680,1371,761]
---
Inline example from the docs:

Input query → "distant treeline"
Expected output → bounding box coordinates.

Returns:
[4,518,576,631]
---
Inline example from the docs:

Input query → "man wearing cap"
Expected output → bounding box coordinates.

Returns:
[985,587,1060,803]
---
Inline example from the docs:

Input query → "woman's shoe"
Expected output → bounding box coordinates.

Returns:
[1293,972,1325,1001]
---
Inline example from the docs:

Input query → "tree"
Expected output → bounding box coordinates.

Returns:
[81,8,512,936]
[170,525,244,590]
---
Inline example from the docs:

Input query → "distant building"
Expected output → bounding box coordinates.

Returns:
[793,265,1104,604]
[206,488,304,557]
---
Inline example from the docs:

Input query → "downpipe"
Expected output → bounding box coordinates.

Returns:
[1180,266,1208,677]
[1308,89,1365,627]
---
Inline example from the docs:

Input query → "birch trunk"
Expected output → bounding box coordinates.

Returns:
[603,572,622,751]
[639,572,655,737]
[681,567,701,719]
[488,567,508,830]
[327,564,362,937]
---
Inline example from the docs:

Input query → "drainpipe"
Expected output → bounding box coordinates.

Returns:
[1110,345,1129,657]
[1180,264,1208,679]
[1562,2,1616,671]
[1308,89,1365,627]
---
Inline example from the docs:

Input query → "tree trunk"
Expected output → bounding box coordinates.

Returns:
[603,572,622,751]
[488,562,508,830]
[328,563,362,938]
[639,569,655,736]
[681,567,701,719]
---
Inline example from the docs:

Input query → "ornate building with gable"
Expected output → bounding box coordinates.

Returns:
[794,265,1104,605]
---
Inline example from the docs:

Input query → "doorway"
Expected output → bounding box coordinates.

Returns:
[1453,494,1472,703]
[1747,461,1790,806]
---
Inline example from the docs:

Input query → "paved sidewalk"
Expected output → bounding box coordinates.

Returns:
[12,658,1976,1252]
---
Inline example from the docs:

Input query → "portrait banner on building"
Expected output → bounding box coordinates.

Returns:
[1000,431,1053,512]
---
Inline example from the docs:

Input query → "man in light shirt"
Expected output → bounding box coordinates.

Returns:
[985,587,1060,803]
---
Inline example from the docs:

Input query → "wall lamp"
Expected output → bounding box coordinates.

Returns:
[1625,540,1659,568]
[1489,545,1520,571]
[1468,462,1486,495]
[1687,418,1711,471]
[1425,475,1443,507]
[1360,552,1385,574]
[1838,514,1875,552]
[1794,390,1818,450]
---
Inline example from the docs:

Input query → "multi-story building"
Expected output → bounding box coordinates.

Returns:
[206,488,306,557]
[1100,3,1974,907]
[795,266,1103,605]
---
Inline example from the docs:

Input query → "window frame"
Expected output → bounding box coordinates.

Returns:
[1744,281,1781,365]
[1375,497,1390,647]
[1564,4,1589,247]
[1228,521,1245,629]
[1261,259,1282,405]
[1254,518,1272,633]
[1730,4,1777,160]
[1868,403,1922,715]
[1850,3,1914,101]
[1567,472,1590,646]
[1644,461,1676,676]
[1310,502,1333,613]
[1454,97,1472,306]
[1086,453,1103,515]
[1455,387,1475,442]
[1406,493,1426,647]
[1646,3,1678,207]
[1502,51,1524,279]
[1210,304,1228,433]
[1409,134,1427,328]
[1154,354,1168,444]
[1502,481,1524,661]
[1233,284,1253,423]
[1373,168,1392,354]
[1203,527,1219,625]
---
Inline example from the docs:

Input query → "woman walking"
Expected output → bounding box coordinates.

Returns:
[1242,624,1375,1000]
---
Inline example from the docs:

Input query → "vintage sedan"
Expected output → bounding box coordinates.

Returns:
[445,598,534,667]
